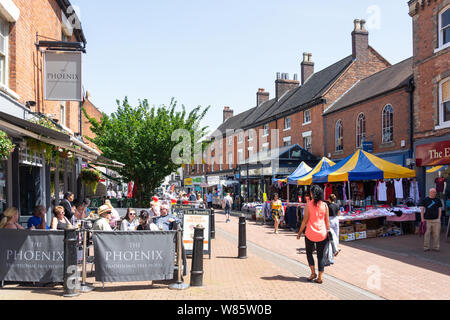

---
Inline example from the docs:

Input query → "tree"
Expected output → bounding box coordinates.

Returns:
[83,97,210,207]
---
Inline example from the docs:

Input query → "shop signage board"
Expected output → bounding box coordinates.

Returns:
[0,230,65,283]
[182,209,211,259]
[44,51,82,101]
[416,140,450,166]
[207,176,220,186]
[93,231,176,283]
[192,176,206,185]
[184,178,193,186]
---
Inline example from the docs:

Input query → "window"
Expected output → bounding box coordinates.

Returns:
[263,124,269,136]
[228,136,233,146]
[283,136,292,147]
[238,149,244,164]
[60,105,66,126]
[219,139,223,149]
[439,77,450,127]
[303,136,312,152]
[228,152,233,169]
[284,117,291,130]
[439,6,450,48]
[335,120,343,152]
[356,113,366,148]
[248,147,254,156]
[248,130,254,141]
[303,110,311,124]
[382,105,394,143]
[238,132,244,144]
[0,17,9,86]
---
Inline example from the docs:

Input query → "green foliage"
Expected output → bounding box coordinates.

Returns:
[83,97,210,206]
[29,117,63,133]
[81,168,102,194]
[0,130,15,160]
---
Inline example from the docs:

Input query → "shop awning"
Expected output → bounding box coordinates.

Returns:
[295,157,336,186]
[313,150,416,183]
[426,166,447,174]
[90,155,125,168]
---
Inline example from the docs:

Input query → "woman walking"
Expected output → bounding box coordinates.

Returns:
[297,185,330,284]
[271,194,283,234]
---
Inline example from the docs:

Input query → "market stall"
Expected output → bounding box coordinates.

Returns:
[311,150,418,241]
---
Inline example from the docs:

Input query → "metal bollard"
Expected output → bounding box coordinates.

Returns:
[63,226,80,297]
[190,225,204,287]
[169,222,189,290]
[210,209,215,240]
[238,215,248,259]
[79,221,94,293]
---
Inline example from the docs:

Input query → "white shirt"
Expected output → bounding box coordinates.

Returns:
[106,190,112,198]
[111,190,117,198]
[121,219,140,231]
[394,179,403,199]
[377,181,387,202]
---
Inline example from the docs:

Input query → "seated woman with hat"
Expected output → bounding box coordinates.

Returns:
[93,205,113,231]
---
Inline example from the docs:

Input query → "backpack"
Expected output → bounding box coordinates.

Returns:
[224,198,231,210]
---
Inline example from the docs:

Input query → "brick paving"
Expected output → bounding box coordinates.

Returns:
[0,210,448,300]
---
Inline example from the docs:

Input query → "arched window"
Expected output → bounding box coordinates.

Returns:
[336,120,343,152]
[356,113,366,148]
[382,105,394,143]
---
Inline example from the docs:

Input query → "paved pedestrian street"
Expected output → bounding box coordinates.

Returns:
[1,211,449,301]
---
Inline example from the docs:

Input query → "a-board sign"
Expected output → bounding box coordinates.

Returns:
[182,209,211,258]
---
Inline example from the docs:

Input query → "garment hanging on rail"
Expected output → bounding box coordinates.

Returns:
[377,180,387,202]
[394,179,403,199]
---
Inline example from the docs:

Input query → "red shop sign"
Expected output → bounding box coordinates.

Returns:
[416,140,450,167]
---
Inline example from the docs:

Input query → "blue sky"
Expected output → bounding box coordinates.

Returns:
[71,0,413,133]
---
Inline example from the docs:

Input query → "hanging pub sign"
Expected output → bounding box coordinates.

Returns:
[44,51,82,101]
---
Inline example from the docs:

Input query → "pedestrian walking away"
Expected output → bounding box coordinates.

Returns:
[420,188,442,252]
[297,185,330,284]
[222,193,233,223]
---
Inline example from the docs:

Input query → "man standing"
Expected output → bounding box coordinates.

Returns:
[222,193,233,223]
[206,191,213,209]
[420,188,442,252]
[60,192,75,221]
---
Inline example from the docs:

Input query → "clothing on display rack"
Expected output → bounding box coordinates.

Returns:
[386,181,396,206]
[377,180,387,202]
[410,179,420,205]
[435,177,446,194]
[394,179,404,199]
[324,183,333,202]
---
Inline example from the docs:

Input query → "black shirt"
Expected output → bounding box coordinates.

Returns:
[420,197,442,220]
[328,203,340,218]
[60,199,73,220]
[137,224,150,231]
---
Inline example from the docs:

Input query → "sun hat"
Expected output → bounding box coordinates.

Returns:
[98,205,112,216]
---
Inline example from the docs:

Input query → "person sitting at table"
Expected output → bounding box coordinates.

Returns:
[121,208,140,231]
[104,199,120,229]
[153,205,181,231]
[0,207,25,230]
[137,210,159,231]
[93,205,113,231]
[72,200,87,225]
[51,206,73,230]
[28,205,49,230]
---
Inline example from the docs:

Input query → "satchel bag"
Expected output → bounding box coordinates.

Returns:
[419,221,427,237]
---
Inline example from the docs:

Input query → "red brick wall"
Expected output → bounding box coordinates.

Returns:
[8,0,82,133]
[324,88,412,159]
[81,96,103,152]
[410,0,450,140]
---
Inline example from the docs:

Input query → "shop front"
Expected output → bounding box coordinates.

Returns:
[415,137,450,203]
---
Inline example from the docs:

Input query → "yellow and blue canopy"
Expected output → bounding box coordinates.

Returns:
[313,150,416,183]
[426,166,447,174]
[273,162,312,184]
[295,157,336,186]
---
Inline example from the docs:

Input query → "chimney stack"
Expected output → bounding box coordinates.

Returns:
[275,72,299,101]
[352,19,369,62]
[257,88,270,107]
[223,106,234,123]
[301,53,314,85]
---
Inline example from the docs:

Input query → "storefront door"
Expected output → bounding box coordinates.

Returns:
[19,165,41,217]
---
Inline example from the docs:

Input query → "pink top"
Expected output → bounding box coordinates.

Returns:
[305,201,328,242]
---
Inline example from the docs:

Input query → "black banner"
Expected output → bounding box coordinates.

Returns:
[93,231,176,283]
[0,230,65,283]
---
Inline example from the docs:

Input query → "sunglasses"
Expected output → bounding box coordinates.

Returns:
[129,212,136,215]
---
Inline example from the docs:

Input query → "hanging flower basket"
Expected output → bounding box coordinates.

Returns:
[0,130,15,160]
[81,168,101,194]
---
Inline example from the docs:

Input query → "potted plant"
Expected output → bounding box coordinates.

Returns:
[0,130,15,160]
[80,168,102,194]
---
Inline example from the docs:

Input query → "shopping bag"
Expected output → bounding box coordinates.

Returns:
[419,221,427,237]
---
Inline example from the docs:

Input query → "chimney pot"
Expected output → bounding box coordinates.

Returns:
[352,18,369,62]
[257,88,270,106]
[301,53,314,85]
[223,106,234,123]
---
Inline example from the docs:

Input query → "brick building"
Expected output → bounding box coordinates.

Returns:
[185,19,393,202]
[323,57,414,166]
[0,0,108,223]
[409,0,450,197]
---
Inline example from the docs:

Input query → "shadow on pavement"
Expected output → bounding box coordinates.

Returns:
[260,275,306,283]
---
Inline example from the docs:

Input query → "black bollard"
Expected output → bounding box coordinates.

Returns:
[210,209,215,240]
[169,222,189,290]
[63,227,80,297]
[238,216,247,259]
[190,225,205,287]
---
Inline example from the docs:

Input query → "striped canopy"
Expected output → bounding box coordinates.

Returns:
[294,157,336,186]
[426,166,446,174]
[313,150,416,183]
